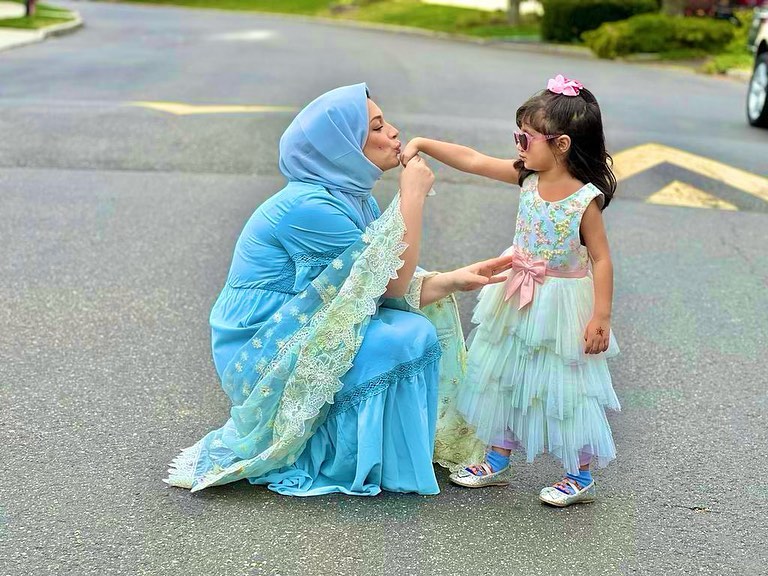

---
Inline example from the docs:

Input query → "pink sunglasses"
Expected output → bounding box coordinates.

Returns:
[514,131,559,152]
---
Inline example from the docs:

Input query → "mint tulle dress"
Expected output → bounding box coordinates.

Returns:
[456,174,620,474]
[164,84,480,496]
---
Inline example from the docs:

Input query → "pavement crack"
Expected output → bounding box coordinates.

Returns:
[666,504,720,514]
[720,218,759,277]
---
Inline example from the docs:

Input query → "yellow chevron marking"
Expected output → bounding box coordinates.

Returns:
[613,143,768,204]
[646,180,738,210]
[132,102,297,115]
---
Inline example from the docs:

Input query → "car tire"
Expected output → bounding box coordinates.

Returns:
[747,52,768,128]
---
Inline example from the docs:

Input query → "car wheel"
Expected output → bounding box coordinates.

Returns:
[747,52,768,128]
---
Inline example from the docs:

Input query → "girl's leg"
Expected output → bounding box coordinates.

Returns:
[465,445,511,476]
[448,435,517,488]
[565,449,594,486]
[465,435,518,475]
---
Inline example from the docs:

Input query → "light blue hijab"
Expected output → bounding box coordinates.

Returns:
[279,83,383,229]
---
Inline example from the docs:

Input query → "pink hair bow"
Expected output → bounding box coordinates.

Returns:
[547,74,583,97]
[504,249,547,309]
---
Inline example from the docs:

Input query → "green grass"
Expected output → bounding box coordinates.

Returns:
[116,0,540,39]
[701,50,754,74]
[0,1,75,29]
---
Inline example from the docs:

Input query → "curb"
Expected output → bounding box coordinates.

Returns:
[0,11,83,53]
[43,13,84,38]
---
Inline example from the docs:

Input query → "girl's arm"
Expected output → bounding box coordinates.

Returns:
[580,199,613,354]
[402,137,520,185]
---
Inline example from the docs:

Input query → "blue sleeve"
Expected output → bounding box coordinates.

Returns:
[275,194,363,292]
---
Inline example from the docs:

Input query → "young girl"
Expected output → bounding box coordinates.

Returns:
[402,75,620,507]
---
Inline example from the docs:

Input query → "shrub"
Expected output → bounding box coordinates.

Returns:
[582,13,736,59]
[540,0,658,43]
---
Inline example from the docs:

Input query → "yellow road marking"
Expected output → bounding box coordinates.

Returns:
[132,101,297,116]
[613,143,768,204]
[646,180,738,210]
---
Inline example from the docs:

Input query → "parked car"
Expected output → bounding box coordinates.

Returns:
[747,4,768,127]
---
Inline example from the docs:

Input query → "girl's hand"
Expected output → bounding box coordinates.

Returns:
[584,317,610,354]
[448,254,516,292]
[399,155,434,200]
[400,138,423,166]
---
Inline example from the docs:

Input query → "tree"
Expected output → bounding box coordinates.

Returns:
[661,0,686,16]
[25,0,37,17]
[508,0,521,26]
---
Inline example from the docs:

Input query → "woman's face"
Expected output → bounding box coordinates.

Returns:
[363,99,401,171]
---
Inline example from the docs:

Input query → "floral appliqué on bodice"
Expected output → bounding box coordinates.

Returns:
[513,174,603,272]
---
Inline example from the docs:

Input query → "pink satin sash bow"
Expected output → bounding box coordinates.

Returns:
[504,250,587,309]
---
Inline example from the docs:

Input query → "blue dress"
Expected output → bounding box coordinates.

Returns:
[208,183,441,496]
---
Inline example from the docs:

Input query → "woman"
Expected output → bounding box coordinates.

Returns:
[164,83,512,496]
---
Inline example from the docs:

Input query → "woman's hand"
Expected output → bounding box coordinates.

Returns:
[419,254,516,307]
[399,154,434,200]
[400,138,423,167]
[584,316,610,354]
[447,254,517,292]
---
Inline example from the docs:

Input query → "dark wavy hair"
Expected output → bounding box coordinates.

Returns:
[514,86,616,210]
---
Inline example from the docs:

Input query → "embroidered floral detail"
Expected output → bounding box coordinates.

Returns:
[332,258,343,270]
[405,270,438,310]
[240,351,249,362]
[259,385,272,397]
[251,338,263,349]
[513,174,600,271]
[234,362,243,373]
[272,312,283,323]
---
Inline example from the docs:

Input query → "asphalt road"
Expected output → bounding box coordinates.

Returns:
[1,2,767,575]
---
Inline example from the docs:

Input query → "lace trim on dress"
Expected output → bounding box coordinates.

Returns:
[328,341,442,418]
[260,260,298,294]
[404,270,439,310]
[291,250,344,267]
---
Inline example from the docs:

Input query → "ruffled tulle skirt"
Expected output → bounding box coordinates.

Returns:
[456,274,620,474]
